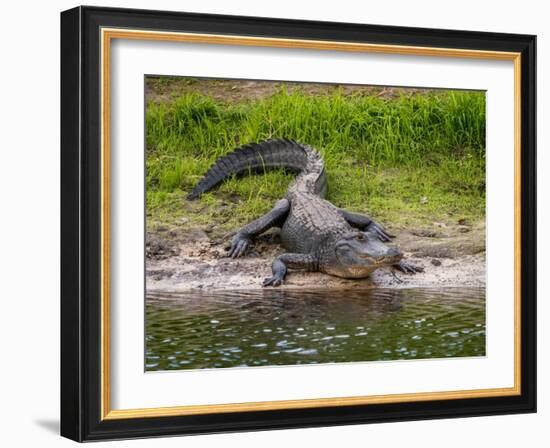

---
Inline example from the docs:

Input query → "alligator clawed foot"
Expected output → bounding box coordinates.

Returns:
[262,275,285,287]
[228,235,251,258]
[393,260,424,274]
[366,220,393,242]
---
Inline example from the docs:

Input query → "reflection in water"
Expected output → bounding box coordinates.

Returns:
[145,288,485,371]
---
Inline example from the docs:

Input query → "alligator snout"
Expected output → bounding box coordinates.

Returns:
[386,247,402,258]
[378,247,403,264]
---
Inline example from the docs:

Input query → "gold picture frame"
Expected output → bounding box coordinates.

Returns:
[61,6,536,441]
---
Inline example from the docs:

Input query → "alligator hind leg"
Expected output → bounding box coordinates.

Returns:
[228,198,290,258]
[339,209,392,242]
[263,253,319,287]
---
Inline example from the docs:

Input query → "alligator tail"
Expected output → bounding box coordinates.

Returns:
[188,138,326,199]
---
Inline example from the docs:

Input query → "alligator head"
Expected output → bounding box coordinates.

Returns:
[324,231,403,279]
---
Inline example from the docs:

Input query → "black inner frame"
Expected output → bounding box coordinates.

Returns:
[60,6,536,442]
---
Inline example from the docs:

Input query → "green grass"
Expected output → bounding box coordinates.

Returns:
[146,85,485,234]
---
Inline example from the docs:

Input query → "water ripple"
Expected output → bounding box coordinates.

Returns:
[146,287,485,371]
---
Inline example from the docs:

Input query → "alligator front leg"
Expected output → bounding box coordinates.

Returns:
[228,198,290,258]
[263,253,319,287]
[340,209,392,242]
[393,260,424,274]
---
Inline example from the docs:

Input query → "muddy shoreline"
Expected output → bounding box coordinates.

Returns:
[146,221,486,292]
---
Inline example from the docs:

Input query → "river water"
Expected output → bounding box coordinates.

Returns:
[145,287,485,371]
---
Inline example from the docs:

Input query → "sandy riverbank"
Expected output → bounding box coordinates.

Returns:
[146,220,485,292]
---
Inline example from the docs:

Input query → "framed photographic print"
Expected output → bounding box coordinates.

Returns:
[60,6,536,442]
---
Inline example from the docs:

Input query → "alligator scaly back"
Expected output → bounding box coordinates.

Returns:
[188,139,327,199]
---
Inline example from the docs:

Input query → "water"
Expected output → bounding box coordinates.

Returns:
[145,287,485,371]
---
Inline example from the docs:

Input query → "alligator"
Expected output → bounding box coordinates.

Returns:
[189,139,423,286]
